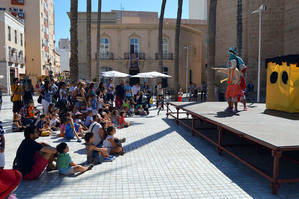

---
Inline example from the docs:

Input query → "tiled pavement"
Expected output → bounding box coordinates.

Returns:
[1,96,299,199]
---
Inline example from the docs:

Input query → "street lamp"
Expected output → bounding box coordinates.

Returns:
[252,4,267,103]
[184,45,190,96]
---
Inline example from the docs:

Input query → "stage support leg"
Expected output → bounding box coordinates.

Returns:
[191,115,195,136]
[271,149,282,194]
[176,108,179,125]
[166,103,169,118]
[217,127,223,155]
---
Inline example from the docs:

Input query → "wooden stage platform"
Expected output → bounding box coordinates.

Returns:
[166,102,299,194]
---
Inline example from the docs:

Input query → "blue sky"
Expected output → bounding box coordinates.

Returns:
[54,0,189,44]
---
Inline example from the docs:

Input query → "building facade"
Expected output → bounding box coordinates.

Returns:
[56,38,70,73]
[74,10,207,91]
[0,10,25,93]
[0,0,59,84]
[212,0,299,99]
[189,0,207,20]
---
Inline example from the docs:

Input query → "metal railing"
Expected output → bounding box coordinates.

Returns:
[95,52,114,60]
[155,53,174,60]
[124,52,145,60]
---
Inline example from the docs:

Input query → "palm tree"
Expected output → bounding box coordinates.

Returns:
[96,0,102,82]
[174,0,183,98]
[86,0,92,81]
[158,0,167,73]
[207,0,217,101]
[70,0,79,82]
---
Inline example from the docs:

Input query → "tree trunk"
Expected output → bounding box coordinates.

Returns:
[174,0,183,99]
[70,0,79,82]
[158,0,167,73]
[96,0,102,82]
[86,0,92,81]
[207,0,217,101]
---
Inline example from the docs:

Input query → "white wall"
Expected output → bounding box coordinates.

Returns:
[189,0,207,20]
[55,48,70,72]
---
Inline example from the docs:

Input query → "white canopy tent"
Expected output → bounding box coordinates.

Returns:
[132,71,172,78]
[101,71,130,78]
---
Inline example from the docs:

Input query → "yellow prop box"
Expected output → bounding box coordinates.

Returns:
[266,55,299,113]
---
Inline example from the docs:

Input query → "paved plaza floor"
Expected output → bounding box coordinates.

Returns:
[1,96,299,199]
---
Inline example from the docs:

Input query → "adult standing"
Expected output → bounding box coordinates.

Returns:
[73,82,87,112]
[201,81,207,102]
[11,78,23,114]
[40,80,54,114]
[115,81,125,109]
[23,82,34,105]
[106,79,114,102]
[131,83,140,98]
[13,126,57,180]
[124,80,132,100]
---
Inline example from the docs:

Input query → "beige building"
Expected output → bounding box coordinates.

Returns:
[74,10,207,91]
[0,10,25,93]
[56,38,70,73]
[0,0,59,84]
[210,0,299,100]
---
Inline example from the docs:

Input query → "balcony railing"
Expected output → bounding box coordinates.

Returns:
[8,55,16,63]
[124,52,145,60]
[95,52,114,60]
[155,53,173,60]
[18,56,25,64]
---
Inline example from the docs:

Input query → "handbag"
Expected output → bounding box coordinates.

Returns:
[10,86,19,102]
[37,95,42,104]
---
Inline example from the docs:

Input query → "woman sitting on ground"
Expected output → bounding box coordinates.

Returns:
[103,126,124,156]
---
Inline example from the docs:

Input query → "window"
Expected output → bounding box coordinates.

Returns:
[8,26,11,41]
[162,39,168,55]
[20,33,23,46]
[14,30,17,44]
[130,38,139,54]
[18,0,24,3]
[8,47,11,57]
[100,38,110,56]
[0,8,6,11]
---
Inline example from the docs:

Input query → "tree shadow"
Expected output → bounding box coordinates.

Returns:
[14,165,129,199]
[123,127,173,153]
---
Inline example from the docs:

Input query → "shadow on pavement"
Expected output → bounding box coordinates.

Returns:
[162,118,299,199]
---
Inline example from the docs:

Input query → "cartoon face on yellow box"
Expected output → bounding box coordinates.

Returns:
[266,55,299,113]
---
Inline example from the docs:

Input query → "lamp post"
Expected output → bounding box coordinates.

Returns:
[184,45,190,97]
[252,4,267,103]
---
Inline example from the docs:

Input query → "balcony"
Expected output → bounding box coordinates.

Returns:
[18,56,25,65]
[8,55,16,63]
[155,53,173,60]
[95,52,114,60]
[124,52,145,60]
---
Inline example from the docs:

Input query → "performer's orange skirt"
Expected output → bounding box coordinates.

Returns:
[226,84,244,101]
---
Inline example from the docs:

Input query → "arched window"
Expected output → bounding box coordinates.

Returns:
[130,38,139,54]
[100,38,110,56]
[162,39,168,55]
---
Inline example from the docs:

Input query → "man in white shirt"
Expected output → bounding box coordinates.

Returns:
[131,83,140,97]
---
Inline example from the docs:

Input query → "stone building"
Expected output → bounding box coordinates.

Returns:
[0,10,25,93]
[212,0,299,99]
[56,38,70,73]
[72,10,207,91]
[0,0,59,84]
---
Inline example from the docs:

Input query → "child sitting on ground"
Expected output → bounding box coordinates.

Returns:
[50,114,60,131]
[119,111,130,129]
[84,110,93,128]
[56,142,93,175]
[64,118,82,142]
[111,110,120,127]
[84,132,114,164]
[36,114,52,136]
[12,113,25,132]
[103,126,124,155]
